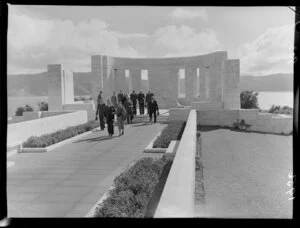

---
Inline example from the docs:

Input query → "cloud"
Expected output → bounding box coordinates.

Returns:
[7,8,147,74]
[237,24,294,76]
[110,31,149,39]
[154,25,221,57]
[170,8,207,21]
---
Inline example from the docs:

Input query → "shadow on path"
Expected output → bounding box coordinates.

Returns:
[73,135,118,143]
[131,123,153,127]
[197,125,291,136]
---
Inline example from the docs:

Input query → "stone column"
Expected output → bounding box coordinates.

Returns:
[223,59,240,109]
[130,68,141,92]
[148,67,177,108]
[47,64,64,111]
[199,67,209,101]
[196,68,200,99]
[102,56,116,99]
[166,68,179,107]
[192,68,197,99]
[205,69,210,100]
[115,69,127,92]
[185,66,194,102]
[62,69,74,104]
[91,55,103,102]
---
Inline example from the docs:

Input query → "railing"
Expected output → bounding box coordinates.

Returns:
[154,109,196,217]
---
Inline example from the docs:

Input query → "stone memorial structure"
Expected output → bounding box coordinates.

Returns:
[88,51,240,109]
[46,51,240,112]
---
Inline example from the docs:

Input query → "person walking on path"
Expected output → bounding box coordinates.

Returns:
[111,92,118,108]
[97,91,104,105]
[149,96,159,123]
[145,90,154,115]
[116,101,127,136]
[130,90,138,115]
[95,101,106,130]
[117,90,124,105]
[124,97,134,124]
[104,99,115,137]
[137,91,145,115]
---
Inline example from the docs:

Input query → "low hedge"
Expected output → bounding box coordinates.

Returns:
[94,157,167,218]
[153,120,186,148]
[22,120,99,148]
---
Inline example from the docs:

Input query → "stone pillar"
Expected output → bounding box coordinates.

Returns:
[115,69,127,92]
[192,68,197,99]
[196,68,200,99]
[223,59,240,109]
[199,67,206,101]
[148,67,177,108]
[62,69,74,104]
[130,68,141,92]
[166,68,179,107]
[185,67,194,102]
[47,64,64,111]
[102,56,115,100]
[91,55,103,102]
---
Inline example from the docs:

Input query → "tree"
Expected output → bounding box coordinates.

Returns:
[37,101,48,111]
[240,90,259,109]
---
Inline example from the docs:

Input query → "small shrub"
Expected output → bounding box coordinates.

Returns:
[15,106,25,116]
[153,120,186,148]
[269,105,281,113]
[37,101,48,111]
[22,120,99,148]
[268,105,293,115]
[15,104,34,116]
[233,119,251,130]
[95,157,167,218]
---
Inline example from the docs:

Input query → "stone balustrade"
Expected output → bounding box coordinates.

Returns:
[154,109,196,217]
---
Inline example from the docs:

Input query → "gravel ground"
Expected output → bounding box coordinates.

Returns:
[195,128,293,218]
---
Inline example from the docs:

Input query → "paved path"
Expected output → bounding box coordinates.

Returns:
[195,129,293,218]
[7,122,166,217]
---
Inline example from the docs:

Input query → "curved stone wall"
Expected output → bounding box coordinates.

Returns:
[90,51,240,109]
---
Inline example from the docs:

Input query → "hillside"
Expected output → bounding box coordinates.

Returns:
[7,72,293,97]
[240,73,293,92]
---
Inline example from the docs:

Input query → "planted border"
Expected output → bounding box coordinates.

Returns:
[94,157,168,218]
[22,120,99,148]
[152,120,186,148]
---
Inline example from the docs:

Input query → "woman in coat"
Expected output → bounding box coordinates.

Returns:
[104,99,115,137]
[115,101,127,136]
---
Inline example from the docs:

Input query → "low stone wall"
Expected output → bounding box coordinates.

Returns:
[197,109,292,134]
[7,110,88,148]
[169,108,191,121]
[63,102,95,120]
[41,111,73,118]
[155,109,196,217]
[191,102,223,111]
[247,113,293,134]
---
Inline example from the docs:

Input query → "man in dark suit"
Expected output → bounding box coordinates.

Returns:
[145,90,154,115]
[95,102,106,130]
[137,91,145,115]
[130,90,138,115]
[148,96,159,123]
[117,90,124,104]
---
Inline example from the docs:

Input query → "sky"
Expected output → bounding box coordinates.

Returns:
[7,5,295,76]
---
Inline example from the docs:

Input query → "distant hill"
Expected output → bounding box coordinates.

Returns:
[7,72,293,97]
[240,73,293,92]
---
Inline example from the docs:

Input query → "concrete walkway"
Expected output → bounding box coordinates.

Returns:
[195,128,293,218]
[7,122,166,217]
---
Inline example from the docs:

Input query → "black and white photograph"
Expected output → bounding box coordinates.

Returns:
[2,4,297,219]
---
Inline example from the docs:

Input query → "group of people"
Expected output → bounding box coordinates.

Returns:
[95,90,159,137]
